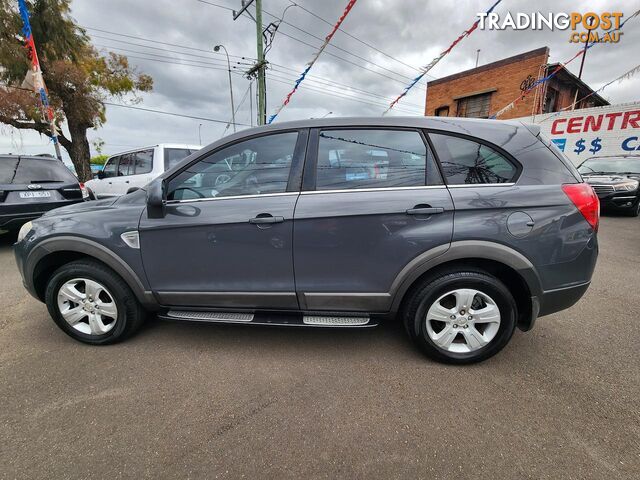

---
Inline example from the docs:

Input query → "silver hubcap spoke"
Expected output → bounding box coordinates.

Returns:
[425,288,501,354]
[57,278,118,336]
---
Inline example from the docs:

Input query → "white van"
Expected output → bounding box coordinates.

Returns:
[85,144,202,199]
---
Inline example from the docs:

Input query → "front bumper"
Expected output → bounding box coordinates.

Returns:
[596,191,639,210]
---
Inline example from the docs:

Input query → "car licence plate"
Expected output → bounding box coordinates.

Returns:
[19,191,51,198]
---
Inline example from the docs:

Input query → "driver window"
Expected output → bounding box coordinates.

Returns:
[167,132,298,201]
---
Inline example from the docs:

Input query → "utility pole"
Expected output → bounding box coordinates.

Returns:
[233,0,267,125]
[255,0,266,125]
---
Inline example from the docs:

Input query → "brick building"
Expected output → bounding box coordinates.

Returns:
[425,47,608,120]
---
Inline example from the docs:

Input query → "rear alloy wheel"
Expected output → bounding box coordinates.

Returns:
[404,271,517,364]
[45,260,144,344]
[425,288,501,354]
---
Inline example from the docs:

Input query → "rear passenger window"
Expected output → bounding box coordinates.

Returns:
[117,154,133,176]
[429,134,517,184]
[132,149,153,175]
[316,129,441,190]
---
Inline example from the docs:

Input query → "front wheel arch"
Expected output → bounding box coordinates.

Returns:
[27,237,156,309]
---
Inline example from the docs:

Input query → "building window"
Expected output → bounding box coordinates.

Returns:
[456,93,492,118]
[435,106,449,117]
[543,87,559,113]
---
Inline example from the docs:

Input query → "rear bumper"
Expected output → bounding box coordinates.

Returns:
[538,281,591,317]
[521,282,591,332]
[0,200,83,229]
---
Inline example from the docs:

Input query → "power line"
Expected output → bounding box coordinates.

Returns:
[195,0,426,89]
[102,102,252,126]
[265,74,421,114]
[84,26,256,61]
[94,44,238,69]
[268,64,424,109]
[266,67,424,110]
[260,9,416,82]
[115,51,421,114]
[94,41,424,111]
[91,35,253,65]
[87,27,426,109]
[289,0,425,74]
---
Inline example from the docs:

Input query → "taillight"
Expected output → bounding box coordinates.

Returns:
[79,182,89,199]
[562,183,600,231]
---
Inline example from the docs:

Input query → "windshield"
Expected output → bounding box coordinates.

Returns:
[0,157,77,184]
[578,157,640,175]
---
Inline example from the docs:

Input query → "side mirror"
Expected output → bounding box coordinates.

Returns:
[147,178,167,219]
[97,170,105,180]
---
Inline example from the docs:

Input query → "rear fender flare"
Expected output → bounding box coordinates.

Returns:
[389,240,542,312]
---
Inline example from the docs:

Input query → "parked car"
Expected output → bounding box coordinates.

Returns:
[84,144,201,199]
[577,154,640,217]
[0,154,87,231]
[14,117,599,364]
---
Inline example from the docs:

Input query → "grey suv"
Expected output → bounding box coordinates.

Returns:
[14,117,599,364]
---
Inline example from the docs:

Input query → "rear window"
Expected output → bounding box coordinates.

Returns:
[0,157,76,184]
[164,148,196,170]
[0,157,19,183]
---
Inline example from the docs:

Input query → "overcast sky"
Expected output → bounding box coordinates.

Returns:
[2,0,639,160]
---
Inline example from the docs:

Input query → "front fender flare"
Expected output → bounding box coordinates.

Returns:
[26,236,156,308]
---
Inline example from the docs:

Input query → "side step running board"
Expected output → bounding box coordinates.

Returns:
[303,315,369,326]
[166,311,254,323]
[162,310,373,328]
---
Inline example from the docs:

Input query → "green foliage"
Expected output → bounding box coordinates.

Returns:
[90,154,109,165]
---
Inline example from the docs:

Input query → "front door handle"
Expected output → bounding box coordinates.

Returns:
[406,205,445,215]
[249,214,285,224]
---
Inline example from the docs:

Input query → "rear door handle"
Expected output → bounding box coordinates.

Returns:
[406,206,445,215]
[249,214,284,224]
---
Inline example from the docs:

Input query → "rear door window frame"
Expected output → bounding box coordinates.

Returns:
[302,126,444,192]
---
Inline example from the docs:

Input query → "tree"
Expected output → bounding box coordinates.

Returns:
[0,0,152,181]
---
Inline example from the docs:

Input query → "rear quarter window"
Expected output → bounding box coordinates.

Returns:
[429,133,518,185]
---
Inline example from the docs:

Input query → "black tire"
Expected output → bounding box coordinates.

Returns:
[403,270,517,364]
[45,260,145,345]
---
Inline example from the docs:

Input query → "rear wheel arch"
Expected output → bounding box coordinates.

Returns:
[391,241,541,331]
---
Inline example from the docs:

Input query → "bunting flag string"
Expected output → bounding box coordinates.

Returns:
[383,0,502,115]
[17,0,60,150]
[267,0,358,124]
[539,63,640,124]
[490,8,640,119]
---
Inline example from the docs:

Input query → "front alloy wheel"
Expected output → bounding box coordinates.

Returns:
[57,278,119,335]
[45,260,145,345]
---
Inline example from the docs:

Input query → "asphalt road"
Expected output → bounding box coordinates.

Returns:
[1,215,639,479]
